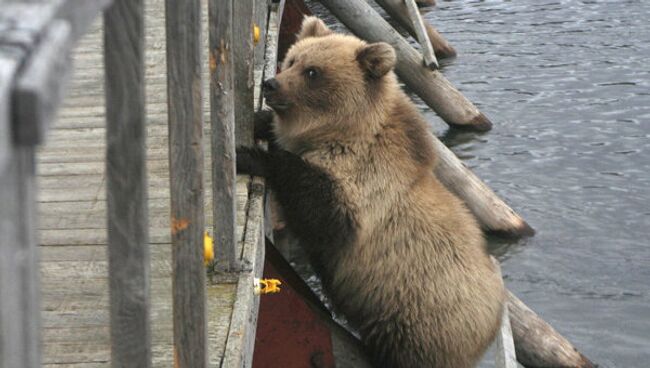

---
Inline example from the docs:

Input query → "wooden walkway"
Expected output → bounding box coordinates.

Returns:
[37,0,270,366]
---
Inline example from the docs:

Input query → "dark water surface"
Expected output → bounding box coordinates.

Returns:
[303,1,650,366]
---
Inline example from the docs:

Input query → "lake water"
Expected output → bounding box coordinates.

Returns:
[301,1,650,367]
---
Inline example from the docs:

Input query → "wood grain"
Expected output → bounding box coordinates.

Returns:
[103,0,151,366]
[164,0,207,366]
[209,0,238,272]
[233,0,255,146]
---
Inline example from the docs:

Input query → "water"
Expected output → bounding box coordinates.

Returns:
[300,1,650,367]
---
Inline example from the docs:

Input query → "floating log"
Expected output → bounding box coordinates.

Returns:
[508,291,596,368]
[375,0,456,60]
[403,0,438,69]
[430,138,534,237]
[318,0,491,131]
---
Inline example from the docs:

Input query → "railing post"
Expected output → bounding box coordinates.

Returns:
[209,0,239,273]
[104,0,151,367]
[165,0,207,367]
[233,0,256,147]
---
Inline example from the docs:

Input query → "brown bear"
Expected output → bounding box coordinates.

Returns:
[237,16,505,368]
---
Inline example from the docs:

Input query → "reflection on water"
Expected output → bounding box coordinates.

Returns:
[302,1,650,367]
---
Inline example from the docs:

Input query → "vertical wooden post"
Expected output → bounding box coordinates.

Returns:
[0,43,41,368]
[104,0,151,367]
[165,0,207,367]
[233,0,255,146]
[208,0,238,272]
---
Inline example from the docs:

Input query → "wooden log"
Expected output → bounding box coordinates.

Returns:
[374,0,456,59]
[164,0,207,367]
[403,0,438,69]
[208,0,238,272]
[104,0,152,367]
[233,0,256,146]
[430,138,534,237]
[317,0,490,131]
[507,291,596,368]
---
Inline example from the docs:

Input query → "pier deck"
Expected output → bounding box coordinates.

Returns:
[37,0,271,366]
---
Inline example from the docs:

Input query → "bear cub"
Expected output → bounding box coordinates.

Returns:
[237,16,505,368]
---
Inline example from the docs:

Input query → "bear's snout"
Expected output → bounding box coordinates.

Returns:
[263,78,279,92]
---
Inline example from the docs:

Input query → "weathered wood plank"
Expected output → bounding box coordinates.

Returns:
[0,147,41,368]
[317,0,491,131]
[233,0,255,146]
[164,0,207,366]
[103,0,151,366]
[209,0,238,272]
[222,178,266,368]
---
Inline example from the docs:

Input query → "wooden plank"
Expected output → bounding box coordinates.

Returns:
[0,147,41,368]
[104,1,151,365]
[164,0,207,366]
[13,20,72,145]
[208,0,238,272]
[222,178,266,368]
[233,0,255,146]
[317,0,492,131]
[0,33,41,366]
[403,0,438,69]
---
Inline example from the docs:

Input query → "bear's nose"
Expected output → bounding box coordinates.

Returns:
[263,78,279,92]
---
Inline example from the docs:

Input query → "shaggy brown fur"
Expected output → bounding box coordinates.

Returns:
[241,17,505,368]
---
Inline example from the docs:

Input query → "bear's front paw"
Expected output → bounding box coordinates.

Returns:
[236,146,269,178]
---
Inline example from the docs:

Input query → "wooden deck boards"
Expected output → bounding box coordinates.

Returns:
[37,0,266,366]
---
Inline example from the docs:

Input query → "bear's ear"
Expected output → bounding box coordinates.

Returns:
[356,42,396,79]
[297,16,332,40]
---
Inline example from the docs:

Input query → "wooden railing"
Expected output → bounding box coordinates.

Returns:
[0,0,275,367]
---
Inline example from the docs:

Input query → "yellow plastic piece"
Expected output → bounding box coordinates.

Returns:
[204,232,214,266]
[253,24,261,45]
[254,278,282,294]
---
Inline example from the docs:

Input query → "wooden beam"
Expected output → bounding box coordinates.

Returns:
[317,0,490,131]
[374,0,456,59]
[233,0,256,146]
[508,291,595,368]
[103,0,151,367]
[403,0,438,69]
[430,137,534,237]
[208,0,238,273]
[164,0,207,367]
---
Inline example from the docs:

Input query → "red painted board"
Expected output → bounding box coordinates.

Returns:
[278,0,313,63]
[252,241,336,368]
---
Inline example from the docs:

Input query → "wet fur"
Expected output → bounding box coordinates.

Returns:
[238,17,504,368]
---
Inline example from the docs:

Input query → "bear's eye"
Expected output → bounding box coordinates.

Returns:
[288,58,295,67]
[305,67,319,79]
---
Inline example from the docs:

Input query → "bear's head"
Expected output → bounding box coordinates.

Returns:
[264,16,398,150]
